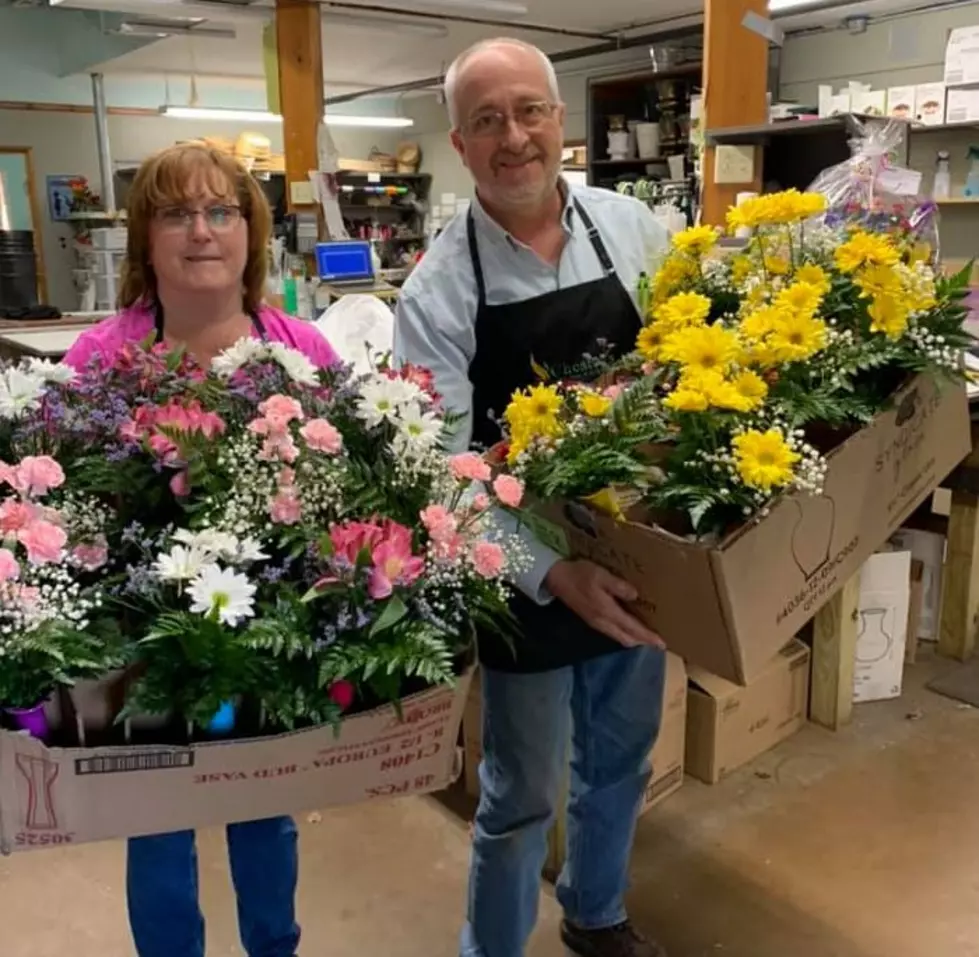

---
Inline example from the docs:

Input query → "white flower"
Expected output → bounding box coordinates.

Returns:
[26,359,76,385]
[393,403,442,453]
[355,375,424,428]
[268,342,319,386]
[0,368,47,420]
[152,544,211,582]
[173,528,240,560]
[211,337,267,378]
[187,565,256,626]
[235,537,269,564]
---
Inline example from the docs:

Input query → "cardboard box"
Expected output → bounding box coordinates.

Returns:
[945,25,979,87]
[946,88,979,124]
[0,672,472,854]
[464,654,686,813]
[685,639,810,785]
[916,84,947,125]
[854,551,911,703]
[530,376,969,686]
[889,528,945,641]
[887,86,917,120]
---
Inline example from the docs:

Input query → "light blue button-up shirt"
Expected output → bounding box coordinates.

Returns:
[393,181,668,601]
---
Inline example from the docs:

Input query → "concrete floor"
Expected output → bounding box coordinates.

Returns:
[3,649,979,957]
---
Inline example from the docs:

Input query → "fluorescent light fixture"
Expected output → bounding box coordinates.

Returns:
[117,20,237,39]
[324,12,449,38]
[768,0,825,10]
[412,0,528,15]
[159,106,413,128]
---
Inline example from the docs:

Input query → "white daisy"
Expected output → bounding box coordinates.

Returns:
[152,544,211,582]
[356,377,406,428]
[26,359,76,385]
[173,528,240,560]
[235,537,269,564]
[211,337,267,378]
[393,403,442,454]
[187,565,256,626]
[268,342,319,386]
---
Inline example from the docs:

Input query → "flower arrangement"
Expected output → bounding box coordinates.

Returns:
[0,343,523,738]
[499,188,973,537]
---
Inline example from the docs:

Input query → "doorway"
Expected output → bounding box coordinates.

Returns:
[0,147,48,304]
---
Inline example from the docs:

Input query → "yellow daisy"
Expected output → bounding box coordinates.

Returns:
[767,312,828,363]
[868,295,910,339]
[578,390,613,418]
[663,324,742,374]
[636,323,668,363]
[835,231,899,274]
[671,225,720,257]
[732,429,800,491]
[664,386,709,413]
[775,281,824,317]
[655,291,713,329]
[794,263,831,294]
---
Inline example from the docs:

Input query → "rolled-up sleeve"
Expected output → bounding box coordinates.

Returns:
[393,273,561,605]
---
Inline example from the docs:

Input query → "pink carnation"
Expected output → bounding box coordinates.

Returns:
[259,394,304,431]
[0,547,20,582]
[17,520,67,564]
[472,493,490,512]
[450,453,491,484]
[269,491,302,525]
[301,419,343,455]
[11,456,65,498]
[72,538,108,571]
[259,433,299,464]
[0,498,33,535]
[472,541,505,579]
[493,474,524,508]
[420,504,458,544]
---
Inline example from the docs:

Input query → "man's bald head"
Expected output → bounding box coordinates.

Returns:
[444,38,560,130]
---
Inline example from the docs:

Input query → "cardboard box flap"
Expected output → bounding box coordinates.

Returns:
[686,665,738,700]
[687,639,807,701]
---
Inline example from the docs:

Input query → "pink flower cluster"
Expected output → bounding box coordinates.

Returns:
[0,456,71,569]
[121,400,226,496]
[329,519,425,600]
[448,454,524,508]
[419,504,505,579]
[251,394,343,467]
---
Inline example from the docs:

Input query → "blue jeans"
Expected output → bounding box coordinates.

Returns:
[126,816,300,957]
[461,647,666,957]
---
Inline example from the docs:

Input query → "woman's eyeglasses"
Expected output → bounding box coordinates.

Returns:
[462,101,558,138]
[154,204,243,232]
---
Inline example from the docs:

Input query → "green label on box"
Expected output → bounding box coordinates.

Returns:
[520,510,571,558]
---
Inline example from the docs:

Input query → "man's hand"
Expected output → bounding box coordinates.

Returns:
[544,559,665,650]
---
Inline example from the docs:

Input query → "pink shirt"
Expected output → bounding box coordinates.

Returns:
[63,302,339,371]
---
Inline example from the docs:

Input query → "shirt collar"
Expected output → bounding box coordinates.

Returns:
[471,177,576,251]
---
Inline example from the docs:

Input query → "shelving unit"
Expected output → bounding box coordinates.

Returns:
[586,62,702,191]
[335,170,431,279]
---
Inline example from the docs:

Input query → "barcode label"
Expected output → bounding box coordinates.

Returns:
[74,751,194,775]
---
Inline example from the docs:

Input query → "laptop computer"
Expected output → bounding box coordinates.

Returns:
[315,240,379,290]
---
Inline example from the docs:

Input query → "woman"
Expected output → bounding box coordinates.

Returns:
[64,143,339,957]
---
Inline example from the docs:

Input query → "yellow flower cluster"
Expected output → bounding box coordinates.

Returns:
[504,384,563,464]
[740,281,830,366]
[726,190,827,232]
[834,230,936,339]
[733,430,800,491]
[670,224,720,257]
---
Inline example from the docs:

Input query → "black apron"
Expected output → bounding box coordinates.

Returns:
[151,302,267,344]
[467,198,642,673]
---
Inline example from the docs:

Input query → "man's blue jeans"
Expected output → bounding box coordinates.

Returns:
[461,647,666,957]
[126,815,300,957]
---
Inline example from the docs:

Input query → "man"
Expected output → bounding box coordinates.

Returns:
[394,38,669,957]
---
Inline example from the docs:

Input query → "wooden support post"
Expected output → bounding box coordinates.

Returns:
[810,574,860,731]
[275,0,322,211]
[939,489,979,661]
[701,0,768,226]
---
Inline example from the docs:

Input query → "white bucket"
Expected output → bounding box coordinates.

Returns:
[607,130,632,160]
[636,123,660,159]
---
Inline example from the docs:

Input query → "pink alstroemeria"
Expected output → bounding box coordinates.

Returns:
[329,520,385,566]
[368,523,425,599]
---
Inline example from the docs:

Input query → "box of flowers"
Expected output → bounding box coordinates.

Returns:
[0,342,523,852]
[497,188,972,684]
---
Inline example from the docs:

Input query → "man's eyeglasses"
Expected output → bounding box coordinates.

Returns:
[462,101,559,138]
[154,204,243,232]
